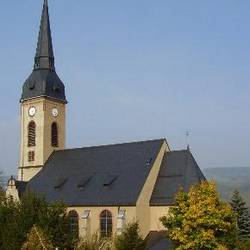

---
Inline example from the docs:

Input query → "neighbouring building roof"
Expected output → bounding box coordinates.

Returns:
[26,139,165,206]
[21,0,66,103]
[150,150,206,206]
[145,231,174,250]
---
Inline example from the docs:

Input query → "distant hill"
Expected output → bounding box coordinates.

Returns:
[204,167,250,206]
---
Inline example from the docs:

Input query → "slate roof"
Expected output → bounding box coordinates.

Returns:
[21,70,66,103]
[34,0,54,71]
[21,0,66,103]
[145,231,174,250]
[26,139,165,206]
[15,181,28,198]
[150,150,206,206]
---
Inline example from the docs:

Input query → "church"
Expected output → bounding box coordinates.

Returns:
[7,0,205,248]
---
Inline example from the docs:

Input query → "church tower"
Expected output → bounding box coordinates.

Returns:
[18,0,67,181]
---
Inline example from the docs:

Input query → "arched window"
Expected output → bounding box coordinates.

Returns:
[51,122,58,147]
[69,210,79,238]
[100,210,112,237]
[28,121,36,147]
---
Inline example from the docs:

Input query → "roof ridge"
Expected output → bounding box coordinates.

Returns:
[55,138,166,153]
[168,149,189,153]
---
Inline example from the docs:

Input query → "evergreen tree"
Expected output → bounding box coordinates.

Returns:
[230,190,250,241]
[114,222,146,250]
[160,181,237,250]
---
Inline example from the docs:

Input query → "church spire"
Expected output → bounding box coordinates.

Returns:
[34,0,55,71]
[21,0,66,103]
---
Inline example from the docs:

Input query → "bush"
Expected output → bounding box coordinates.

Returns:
[114,222,146,250]
[76,233,114,250]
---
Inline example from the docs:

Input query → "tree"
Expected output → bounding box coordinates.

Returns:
[0,185,4,200]
[237,239,250,250]
[160,181,237,250]
[0,171,4,201]
[0,191,74,250]
[230,190,250,241]
[21,225,54,250]
[76,233,114,250]
[114,222,146,250]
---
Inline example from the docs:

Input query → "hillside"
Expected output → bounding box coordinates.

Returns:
[204,167,250,206]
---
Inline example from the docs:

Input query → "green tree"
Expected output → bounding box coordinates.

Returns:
[114,222,146,250]
[0,191,74,250]
[160,181,237,250]
[230,190,250,242]
[21,225,54,250]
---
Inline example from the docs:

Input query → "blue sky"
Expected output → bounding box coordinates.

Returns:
[0,1,250,175]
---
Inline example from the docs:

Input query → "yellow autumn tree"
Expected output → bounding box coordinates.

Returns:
[160,181,237,250]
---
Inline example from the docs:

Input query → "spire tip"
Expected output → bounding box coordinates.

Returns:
[34,0,54,70]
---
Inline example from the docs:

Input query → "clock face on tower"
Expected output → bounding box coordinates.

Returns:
[52,108,59,117]
[28,106,36,117]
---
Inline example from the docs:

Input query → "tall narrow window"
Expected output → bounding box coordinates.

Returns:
[100,210,112,238]
[51,122,58,147]
[28,121,36,147]
[69,210,79,238]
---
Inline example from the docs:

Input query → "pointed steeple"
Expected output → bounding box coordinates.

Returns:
[34,0,55,71]
[21,0,67,103]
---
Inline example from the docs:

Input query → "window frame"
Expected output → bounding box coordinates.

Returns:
[100,210,113,238]
[68,210,79,238]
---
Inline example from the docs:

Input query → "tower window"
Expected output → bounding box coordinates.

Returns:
[100,210,112,238]
[51,122,58,147]
[28,151,35,162]
[28,121,36,147]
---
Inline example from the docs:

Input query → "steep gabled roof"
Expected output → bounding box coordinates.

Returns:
[150,150,206,206]
[26,139,165,206]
